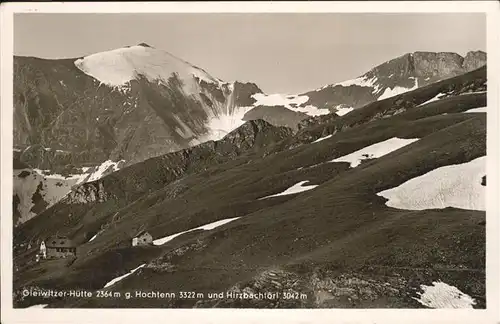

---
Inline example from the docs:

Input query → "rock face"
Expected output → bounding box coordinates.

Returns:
[63,181,108,204]
[411,52,465,79]
[464,51,487,72]
[220,119,294,151]
[302,51,486,110]
[242,105,309,130]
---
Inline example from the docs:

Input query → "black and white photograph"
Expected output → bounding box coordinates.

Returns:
[1,2,499,324]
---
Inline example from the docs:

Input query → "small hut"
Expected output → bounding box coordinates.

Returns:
[132,230,153,247]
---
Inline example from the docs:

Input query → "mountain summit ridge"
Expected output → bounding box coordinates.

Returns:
[296,50,486,115]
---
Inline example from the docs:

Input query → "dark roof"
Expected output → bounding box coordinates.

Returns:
[134,230,151,238]
[44,236,75,248]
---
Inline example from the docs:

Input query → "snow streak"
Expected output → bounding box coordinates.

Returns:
[153,217,241,246]
[330,138,419,167]
[103,264,146,289]
[259,181,318,199]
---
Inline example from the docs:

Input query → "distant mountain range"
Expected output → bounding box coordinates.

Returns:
[12,44,486,225]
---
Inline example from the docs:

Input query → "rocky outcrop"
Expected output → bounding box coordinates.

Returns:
[243,105,309,130]
[219,119,294,152]
[464,51,487,72]
[233,81,263,107]
[412,52,465,80]
[194,267,412,308]
[63,181,108,204]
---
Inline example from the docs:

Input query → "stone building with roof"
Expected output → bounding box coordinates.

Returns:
[40,236,77,259]
[132,230,153,247]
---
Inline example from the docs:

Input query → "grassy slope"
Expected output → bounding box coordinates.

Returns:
[64,115,484,308]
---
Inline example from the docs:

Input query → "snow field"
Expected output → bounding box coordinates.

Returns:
[413,281,476,308]
[330,138,420,167]
[377,156,486,211]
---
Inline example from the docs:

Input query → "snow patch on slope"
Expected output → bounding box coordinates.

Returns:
[252,93,309,109]
[413,281,476,309]
[74,45,217,93]
[294,105,330,116]
[259,181,318,199]
[464,107,487,113]
[335,106,354,116]
[378,77,419,100]
[88,233,99,243]
[87,160,125,182]
[417,93,446,107]
[377,156,486,211]
[330,137,419,167]
[153,217,241,246]
[26,304,48,309]
[317,75,380,94]
[32,169,89,183]
[103,264,146,289]
[335,75,380,93]
[250,93,329,117]
[312,135,333,144]
[197,106,255,143]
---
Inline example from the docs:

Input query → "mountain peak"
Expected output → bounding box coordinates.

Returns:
[73,43,219,91]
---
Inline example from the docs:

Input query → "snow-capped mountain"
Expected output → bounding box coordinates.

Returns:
[14,43,263,170]
[73,43,222,92]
